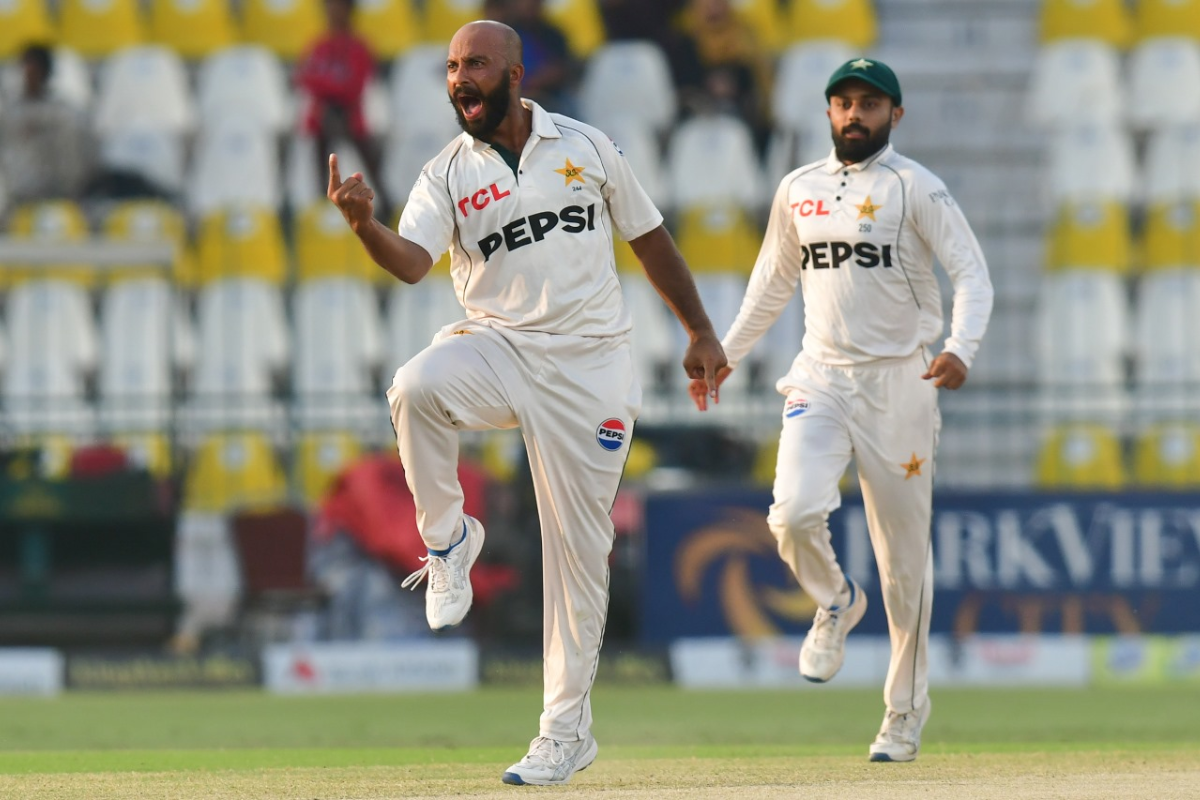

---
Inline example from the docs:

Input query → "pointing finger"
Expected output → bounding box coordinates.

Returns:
[328,153,342,197]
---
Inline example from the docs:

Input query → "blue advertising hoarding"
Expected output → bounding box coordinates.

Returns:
[640,491,1200,642]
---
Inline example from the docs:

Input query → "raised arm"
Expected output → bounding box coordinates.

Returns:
[327,153,433,284]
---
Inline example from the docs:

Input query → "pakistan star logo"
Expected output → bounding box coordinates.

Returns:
[850,58,874,70]
[902,453,926,480]
[555,158,586,186]
[856,195,882,221]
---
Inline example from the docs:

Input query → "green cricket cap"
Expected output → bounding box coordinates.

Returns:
[825,57,902,106]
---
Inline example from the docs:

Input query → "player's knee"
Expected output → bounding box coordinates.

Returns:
[386,358,447,413]
[767,495,829,539]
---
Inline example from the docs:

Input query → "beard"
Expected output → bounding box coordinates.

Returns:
[450,79,512,141]
[832,121,891,164]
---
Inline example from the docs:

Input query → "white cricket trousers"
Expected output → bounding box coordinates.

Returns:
[386,320,640,742]
[768,349,938,716]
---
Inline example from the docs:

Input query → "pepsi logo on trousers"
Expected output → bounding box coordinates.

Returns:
[785,397,810,418]
[596,418,626,451]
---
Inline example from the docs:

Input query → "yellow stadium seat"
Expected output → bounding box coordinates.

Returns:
[544,0,606,57]
[730,0,784,52]
[613,237,640,275]
[113,432,174,477]
[1045,200,1132,274]
[58,0,146,58]
[1133,423,1200,488]
[5,201,91,285]
[1034,424,1127,490]
[1141,200,1200,271]
[1039,0,1132,47]
[104,200,196,285]
[10,434,77,479]
[1134,0,1200,40]
[183,432,288,513]
[675,204,762,275]
[0,0,54,59]
[195,205,288,285]
[295,201,377,283]
[354,0,421,59]
[786,0,877,50]
[294,431,361,504]
[422,0,482,43]
[147,0,236,59]
[240,0,324,59]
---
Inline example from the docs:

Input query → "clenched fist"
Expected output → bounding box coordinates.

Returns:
[327,153,375,232]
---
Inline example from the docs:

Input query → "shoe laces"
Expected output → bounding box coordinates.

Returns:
[400,553,451,593]
[524,737,567,767]
[879,710,919,742]
[810,606,846,648]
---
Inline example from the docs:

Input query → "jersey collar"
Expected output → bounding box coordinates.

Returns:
[465,98,562,153]
[823,142,895,174]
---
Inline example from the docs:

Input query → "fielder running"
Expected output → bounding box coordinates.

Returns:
[328,20,726,786]
[690,58,993,761]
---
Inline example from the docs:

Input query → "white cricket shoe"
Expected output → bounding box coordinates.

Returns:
[400,515,485,630]
[869,699,931,762]
[799,578,867,683]
[502,734,598,786]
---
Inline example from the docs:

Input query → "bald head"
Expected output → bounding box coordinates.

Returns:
[451,20,523,67]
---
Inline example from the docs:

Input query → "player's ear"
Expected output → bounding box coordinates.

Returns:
[890,104,904,128]
[509,61,524,88]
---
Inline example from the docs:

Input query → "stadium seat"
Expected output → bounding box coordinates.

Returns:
[1027,39,1124,130]
[388,44,462,136]
[2,277,98,436]
[379,124,461,213]
[59,0,146,58]
[384,256,463,373]
[1047,124,1136,205]
[1132,268,1200,417]
[422,0,482,43]
[1134,0,1200,41]
[182,432,288,513]
[772,41,857,136]
[112,431,174,477]
[599,117,669,212]
[612,237,677,397]
[727,0,784,53]
[544,0,606,57]
[240,0,324,59]
[1,47,93,110]
[666,114,765,212]
[1125,37,1200,130]
[0,0,52,60]
[103,199,194,283]
[579,41,678,135]
[187,117,282,218]
[148,0,236,59]
[1143,124,1200,205]
[294,431,363,504]
[785,0,877,49]
[1039,0,1132,46]
[294,200,377,283]
[1141,200,1199,270]
[1044,200,1132,274]
[350,0,420,59]
[186,278,290,435]
[1133,422,1200,488]
[195,205,288,285]
[94,46,195,136]
[196,46,292,136]
[1033,423,1127,490]
[291,276,385,433]
[98,127,186,197]
[4,200,92,284]
[1033,270,1130,414]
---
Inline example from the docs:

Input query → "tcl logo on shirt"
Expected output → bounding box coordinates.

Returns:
[800,241,893,269]
[791,199,830,217]
[457,183,511,217]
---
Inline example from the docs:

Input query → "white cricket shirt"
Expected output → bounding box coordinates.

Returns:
[398,100,663,338]
[723,144,994,369]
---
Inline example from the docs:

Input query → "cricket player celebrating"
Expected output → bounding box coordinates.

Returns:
[690,58,993,762]
[328,21,725,786]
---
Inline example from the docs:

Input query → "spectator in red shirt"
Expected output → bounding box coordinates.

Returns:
[295,0,391,216]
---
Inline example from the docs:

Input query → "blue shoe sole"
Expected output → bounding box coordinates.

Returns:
[501,771,526,785]
[869,753,894,762]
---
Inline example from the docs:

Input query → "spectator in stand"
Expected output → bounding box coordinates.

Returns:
[484,0,575,113]
[295,0,391,216]
[0,44,94,205]
[597,0,685,45]
[673,0,772,148]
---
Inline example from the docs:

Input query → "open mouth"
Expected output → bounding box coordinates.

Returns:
[458,94,483,122]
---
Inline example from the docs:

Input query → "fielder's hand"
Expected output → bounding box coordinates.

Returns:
[688,364,732,411]
[683,332,729,410]
[922,352,968,389]
[327,153,375,232]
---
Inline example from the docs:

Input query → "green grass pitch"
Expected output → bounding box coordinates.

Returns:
[0,685,1197,798]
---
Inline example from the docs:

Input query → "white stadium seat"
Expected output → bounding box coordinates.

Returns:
[385,274,465,380]
[1133,268,1200,418]
[666,114,765,212]
[579,41,678,135]
[1047,124,1136,205]
[388,44,460,138]
[1143,124,1200,204]
[1125,37,1200,131]
[196,46,292,135]
[597,117,670,213]
[380,123,462,211]
[1027,38,1124,130]
[94,46,195,136]
[187,116,281,217]
[772,41,855,135]
[100,127,186,195]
